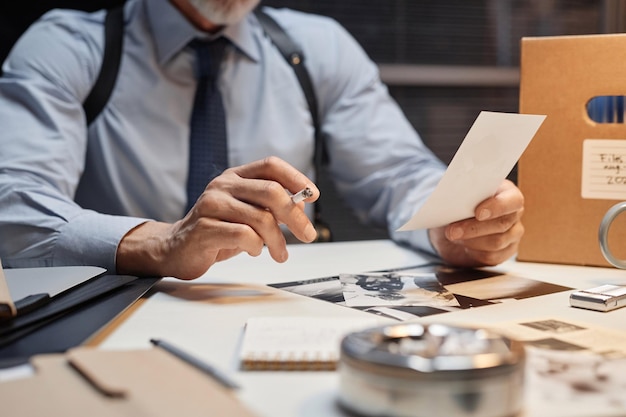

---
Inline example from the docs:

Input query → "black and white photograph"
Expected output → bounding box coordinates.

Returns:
[339,271,460,308]
[269,263,573,321]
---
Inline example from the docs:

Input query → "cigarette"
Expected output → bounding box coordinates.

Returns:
[291,187,314,204]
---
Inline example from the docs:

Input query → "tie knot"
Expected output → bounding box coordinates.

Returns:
[190,37,229,80]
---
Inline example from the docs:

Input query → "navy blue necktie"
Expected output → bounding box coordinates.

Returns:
[186,38,229,212]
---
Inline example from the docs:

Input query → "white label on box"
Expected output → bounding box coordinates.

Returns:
[582,139,626,200]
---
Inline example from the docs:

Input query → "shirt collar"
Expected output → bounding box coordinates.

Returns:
[144,0,260,64]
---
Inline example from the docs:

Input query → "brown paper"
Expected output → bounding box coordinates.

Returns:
[0,347,259,417]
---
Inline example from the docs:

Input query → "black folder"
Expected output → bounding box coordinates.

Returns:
[0,272,160,367]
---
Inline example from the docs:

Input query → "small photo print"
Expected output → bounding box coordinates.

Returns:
[521,319,586,334]
[339,272,460,308]
[268,276,345,304]
[525,337,587,352]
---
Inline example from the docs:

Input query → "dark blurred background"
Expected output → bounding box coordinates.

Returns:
[1,1,624,241]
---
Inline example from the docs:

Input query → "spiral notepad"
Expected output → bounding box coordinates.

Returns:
[239,316,380,371]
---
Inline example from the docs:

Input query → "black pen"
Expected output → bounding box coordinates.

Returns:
[150,338,240,389]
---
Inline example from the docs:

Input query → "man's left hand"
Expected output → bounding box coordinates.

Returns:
[428,179,524,267]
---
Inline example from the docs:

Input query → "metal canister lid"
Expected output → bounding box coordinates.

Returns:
[338,323,525,417]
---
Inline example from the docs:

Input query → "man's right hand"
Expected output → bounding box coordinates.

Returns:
[115,156,319,280]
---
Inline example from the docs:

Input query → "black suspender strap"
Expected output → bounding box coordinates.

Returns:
[83,5,124,125]
[254,9,332,241]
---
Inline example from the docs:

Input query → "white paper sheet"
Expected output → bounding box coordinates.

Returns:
[398,111,546,231]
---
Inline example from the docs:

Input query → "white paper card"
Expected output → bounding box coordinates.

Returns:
[581,139,626,200]
[4,266,105,300]
[398,111,546,231]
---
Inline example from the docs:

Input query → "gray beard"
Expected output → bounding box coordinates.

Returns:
[187,0,260,25]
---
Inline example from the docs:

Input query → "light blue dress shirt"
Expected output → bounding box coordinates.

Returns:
[0,0,446,271]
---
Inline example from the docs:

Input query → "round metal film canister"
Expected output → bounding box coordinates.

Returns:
[338,323,525,417]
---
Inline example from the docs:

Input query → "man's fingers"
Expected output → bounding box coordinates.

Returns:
[187,156,319,268]
[475,179,524,221]
[446,211,522,241]
[430,179,526,268]
[448,220,524,253]
[195,194,289,261]
[189,217,265,257]
[231,156,320,199]
[212,161,319,243]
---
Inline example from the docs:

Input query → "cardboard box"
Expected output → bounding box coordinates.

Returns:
[518,34,626,267]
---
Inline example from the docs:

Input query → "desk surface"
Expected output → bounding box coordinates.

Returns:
[99,239,626,417]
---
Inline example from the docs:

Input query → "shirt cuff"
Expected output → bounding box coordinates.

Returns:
[390,226,439,258]
[54,211,150,273]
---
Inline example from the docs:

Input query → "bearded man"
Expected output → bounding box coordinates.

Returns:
[0,0,525,279]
